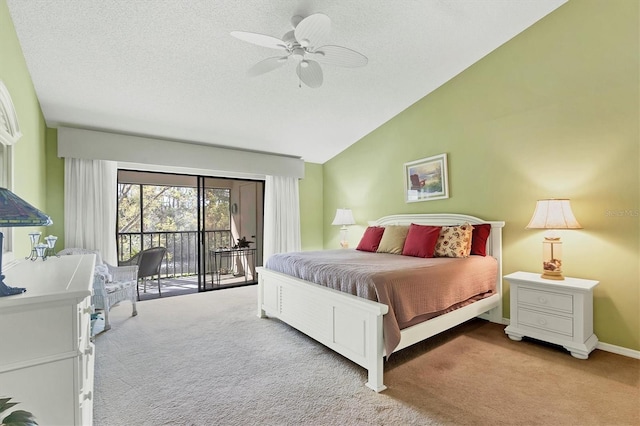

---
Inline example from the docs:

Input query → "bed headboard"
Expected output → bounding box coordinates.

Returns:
[370,213,506,321]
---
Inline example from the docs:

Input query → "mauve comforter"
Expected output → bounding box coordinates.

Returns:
[265,249,497,355]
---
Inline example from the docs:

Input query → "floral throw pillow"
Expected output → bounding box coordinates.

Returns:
[434,223,474,258]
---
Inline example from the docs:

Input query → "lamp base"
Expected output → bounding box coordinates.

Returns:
[541,271,564,280]
[339,226,349,249]
[0,275,27,296]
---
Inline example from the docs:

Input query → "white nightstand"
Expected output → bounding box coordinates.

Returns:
[504,271,599,359]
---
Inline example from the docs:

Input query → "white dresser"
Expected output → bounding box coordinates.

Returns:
[504,271,599,359]
[0,254,96,426]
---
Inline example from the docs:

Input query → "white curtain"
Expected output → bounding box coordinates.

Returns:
[64,158,118,265]
[263,175,301,263]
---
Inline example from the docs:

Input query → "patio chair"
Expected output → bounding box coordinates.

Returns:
[59,248,138,331]
[120,247,167,300]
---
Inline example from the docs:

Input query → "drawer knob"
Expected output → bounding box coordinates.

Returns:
[83,391,92,401]
[84,346,94,356]
[538,296,548,304]
[537,317,547,326]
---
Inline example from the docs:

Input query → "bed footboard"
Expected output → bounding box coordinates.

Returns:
[257,266,389,392]
[257,213,505,392]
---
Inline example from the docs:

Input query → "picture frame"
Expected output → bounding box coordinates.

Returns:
[404,153,449,203]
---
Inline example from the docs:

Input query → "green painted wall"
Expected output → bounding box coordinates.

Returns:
[299,162,324,251]
[0,0,51,256]
[45,127,65,246]
[323,0,639,351]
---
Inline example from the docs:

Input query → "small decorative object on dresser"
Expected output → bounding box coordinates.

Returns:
[504,271,598,359]
[27,233,59,261]
[44,235,59,258]
[26,232,42,261]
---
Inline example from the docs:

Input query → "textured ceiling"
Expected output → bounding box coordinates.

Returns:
[7,0,566,164]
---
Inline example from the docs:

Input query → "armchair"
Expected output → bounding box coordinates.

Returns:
[59,248,138,331]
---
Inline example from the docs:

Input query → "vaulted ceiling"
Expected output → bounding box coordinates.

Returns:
[7,0,566,164]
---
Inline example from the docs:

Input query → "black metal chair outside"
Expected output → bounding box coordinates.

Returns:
[120,247,167,300]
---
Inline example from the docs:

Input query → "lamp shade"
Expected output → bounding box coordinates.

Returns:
[0,187,52,296]
[331,208,355,226]
[526,199,582,230]
[0,187,52,227]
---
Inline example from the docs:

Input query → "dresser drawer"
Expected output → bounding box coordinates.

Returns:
[518,287,573,314]
[0,302,75,368]
[0,357,76,426]
[518,307,573,337]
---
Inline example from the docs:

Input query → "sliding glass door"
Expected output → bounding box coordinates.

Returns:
[198,177,231,291]
[198,177,263,291]
[117,170,263,296]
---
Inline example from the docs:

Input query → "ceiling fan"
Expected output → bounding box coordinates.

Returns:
[231,13,368,89]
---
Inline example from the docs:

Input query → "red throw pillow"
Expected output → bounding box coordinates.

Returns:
[402,224,441,258]
[470,223,491,256]
[356,226,385,252]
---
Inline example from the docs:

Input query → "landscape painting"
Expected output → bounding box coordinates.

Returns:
[404,153,449,202]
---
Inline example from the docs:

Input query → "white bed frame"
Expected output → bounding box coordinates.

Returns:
[256,214,505,392]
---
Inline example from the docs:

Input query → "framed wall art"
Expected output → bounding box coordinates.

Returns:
[404,153,449,203]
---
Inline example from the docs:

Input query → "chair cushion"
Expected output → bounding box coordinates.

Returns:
[104,281,134,294]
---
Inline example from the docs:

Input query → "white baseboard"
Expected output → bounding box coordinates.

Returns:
[596,342,640,359]
[501,318,639,359]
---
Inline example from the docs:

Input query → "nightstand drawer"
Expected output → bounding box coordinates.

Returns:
[518,308,573,336]
[518,287,573,314]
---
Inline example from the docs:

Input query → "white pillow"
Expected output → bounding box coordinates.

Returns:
[94,264,113,282]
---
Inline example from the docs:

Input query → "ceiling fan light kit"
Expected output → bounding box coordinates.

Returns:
[231,13,368,88]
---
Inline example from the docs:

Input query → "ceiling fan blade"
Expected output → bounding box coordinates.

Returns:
[310,45,368,68]
[230,31,287,50]
[296,60,323,88]
[294,13,330,49]
[247,56,289,77]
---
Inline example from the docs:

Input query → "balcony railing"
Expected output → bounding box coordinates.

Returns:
[117,230,232,278]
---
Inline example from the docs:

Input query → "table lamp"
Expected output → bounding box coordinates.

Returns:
[526,198,582,280]
[0,187,53,296]
[332,208,355,248]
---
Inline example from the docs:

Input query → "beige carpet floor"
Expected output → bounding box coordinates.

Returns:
[94,286,639,425]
